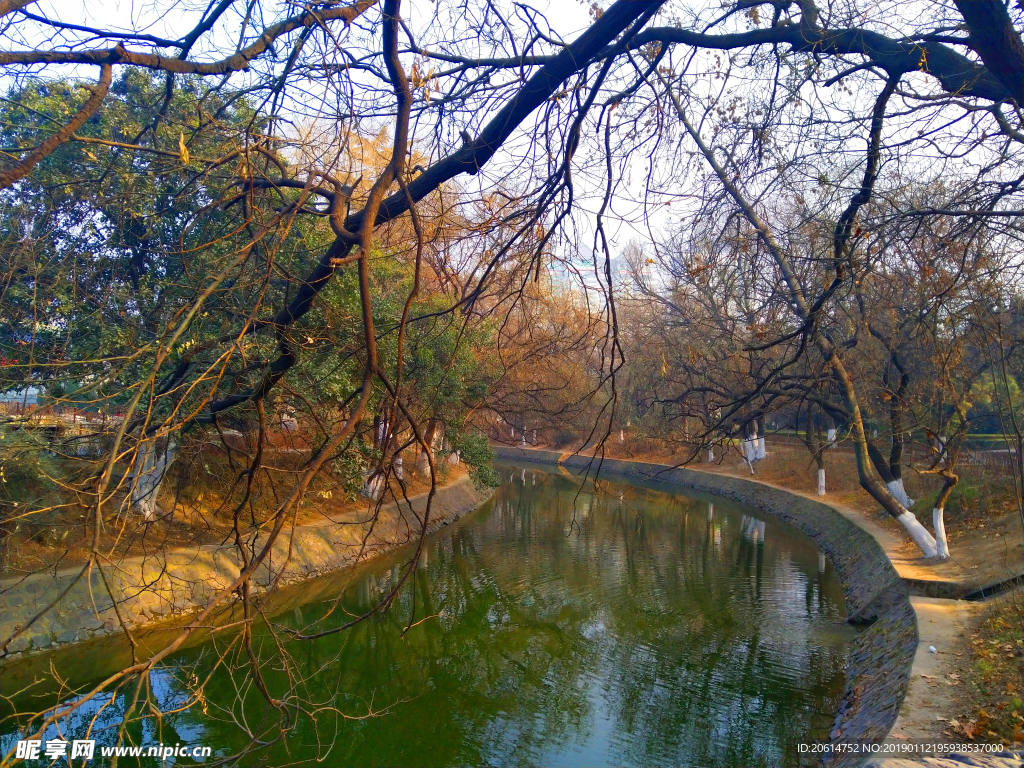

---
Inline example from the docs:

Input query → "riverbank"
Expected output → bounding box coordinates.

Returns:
[0,475,494,660]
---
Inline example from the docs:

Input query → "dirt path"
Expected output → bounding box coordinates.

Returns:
[887,597,988,743]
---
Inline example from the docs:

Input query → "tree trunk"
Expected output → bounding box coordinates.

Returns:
[361,472,384,501]
[742,420,759,473]
[417,419,439,474]
[803,410,827,495]
[931,464,958,560]
[755,415,767,460]
[868,441,915,509]
[131,438,177,521]
[832,358,937,556]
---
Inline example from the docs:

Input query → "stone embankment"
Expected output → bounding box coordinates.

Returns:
[493,446,918,767]
[0,476,492,658]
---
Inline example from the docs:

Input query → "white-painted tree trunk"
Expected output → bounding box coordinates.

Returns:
[817,468,826,496]
[755,436,766,461]
[361,473,384,501]
[742,439,757,473]
[933,507,950,559]
[619,429,624,444]
[886,478,914,509]
[393,455,403,480]
[131,439,177,521]
[446,449,460,466]
[896,511,938,558]
[707,448,715,463]
[827,428,836,444]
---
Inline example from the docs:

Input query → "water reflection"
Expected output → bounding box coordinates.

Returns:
[3,466,854,767]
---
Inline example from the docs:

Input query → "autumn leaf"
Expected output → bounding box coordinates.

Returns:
[178,132,190,165]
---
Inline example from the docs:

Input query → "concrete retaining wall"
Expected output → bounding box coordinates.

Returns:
[0,476,492,659]
[495,446,917,763]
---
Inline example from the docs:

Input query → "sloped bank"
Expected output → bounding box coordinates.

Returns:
[495,446,917,766]
[0,475,493,660]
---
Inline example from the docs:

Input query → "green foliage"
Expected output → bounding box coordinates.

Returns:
[0,428,61,505]
[331,447,376,501]
[449,428,499,488]
[966,375,1024,434]
[0,69,499,532]
[0,428,69,556]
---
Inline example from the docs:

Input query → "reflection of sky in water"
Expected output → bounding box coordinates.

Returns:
[3,466,856,767]
[2,667,210,763]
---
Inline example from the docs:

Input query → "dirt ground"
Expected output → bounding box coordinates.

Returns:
[3,447,463,578]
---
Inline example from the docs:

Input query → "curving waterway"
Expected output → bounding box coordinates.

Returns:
[2,465,857,767]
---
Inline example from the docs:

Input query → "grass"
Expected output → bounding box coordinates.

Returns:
[963,593,1024,746]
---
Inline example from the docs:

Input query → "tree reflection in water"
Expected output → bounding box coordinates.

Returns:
[3,466,855,767]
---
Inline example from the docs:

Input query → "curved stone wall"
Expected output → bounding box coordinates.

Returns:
[495,446,917,764]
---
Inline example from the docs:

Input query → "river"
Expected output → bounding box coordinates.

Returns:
[2,464,857,767]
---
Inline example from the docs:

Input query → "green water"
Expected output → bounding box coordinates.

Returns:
[3,465,855,767]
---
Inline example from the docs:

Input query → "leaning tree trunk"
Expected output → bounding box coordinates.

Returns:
[867,441,914,509]
[832,359,937,557]
[884,355,915,510]
[130,437,177,521]
[887,433,914,509]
